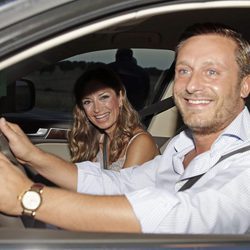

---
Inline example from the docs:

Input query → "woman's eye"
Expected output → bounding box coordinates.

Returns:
[82,100,90,106]
[100,95,110,100]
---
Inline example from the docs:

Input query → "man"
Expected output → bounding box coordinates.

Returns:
[109,48,150,110]
[0,23,250,234]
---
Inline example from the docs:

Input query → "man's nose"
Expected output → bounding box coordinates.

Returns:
[186,72,203,93]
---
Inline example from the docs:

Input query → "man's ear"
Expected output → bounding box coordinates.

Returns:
[240,75,250,98]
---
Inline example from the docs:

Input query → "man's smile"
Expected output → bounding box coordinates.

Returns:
[186,99,211,105]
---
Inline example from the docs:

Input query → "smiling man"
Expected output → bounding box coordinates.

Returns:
[173,26,250,166]
[174,35,244,135]
[0,23,250,234]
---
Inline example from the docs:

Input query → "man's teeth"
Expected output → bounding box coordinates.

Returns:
[188,100,210,104]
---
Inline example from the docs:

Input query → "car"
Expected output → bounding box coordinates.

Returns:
[0,0,250,249]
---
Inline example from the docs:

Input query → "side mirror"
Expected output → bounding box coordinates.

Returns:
[0,78,35,113]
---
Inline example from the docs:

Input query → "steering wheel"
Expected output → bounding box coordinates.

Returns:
[0,132,26,228]
[0,132,23,168]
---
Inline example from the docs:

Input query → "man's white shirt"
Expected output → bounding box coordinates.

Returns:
[77,107,250,234]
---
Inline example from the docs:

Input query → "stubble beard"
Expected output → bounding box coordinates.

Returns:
[180,109,226,135]
[175,95,243,136]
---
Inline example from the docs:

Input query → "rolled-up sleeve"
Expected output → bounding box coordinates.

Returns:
[77,157,161,195]
[126,187,179,233]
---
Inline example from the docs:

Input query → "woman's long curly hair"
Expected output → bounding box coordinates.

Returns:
[68,64,143,163]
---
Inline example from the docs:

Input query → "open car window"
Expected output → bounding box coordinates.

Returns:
[22,48,175,115]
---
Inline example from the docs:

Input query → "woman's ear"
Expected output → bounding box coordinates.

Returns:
[240,75,250,98]
[118,90,123,107]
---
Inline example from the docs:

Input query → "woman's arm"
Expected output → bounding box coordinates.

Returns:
[123,132,159,168]
[0,118,77,190]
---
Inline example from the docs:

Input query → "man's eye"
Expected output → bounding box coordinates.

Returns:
[207,69,218,76]
[177,68,189,75]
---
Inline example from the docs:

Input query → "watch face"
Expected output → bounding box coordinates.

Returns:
[22,190,42,210]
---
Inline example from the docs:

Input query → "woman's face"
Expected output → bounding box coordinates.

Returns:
[82,87,122,136]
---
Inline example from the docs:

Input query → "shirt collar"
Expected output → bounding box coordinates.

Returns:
[216,106,250,142]
[174,129,194,153]
[174,106,250,153]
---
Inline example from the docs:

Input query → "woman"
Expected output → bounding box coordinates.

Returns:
[68,64,159,170]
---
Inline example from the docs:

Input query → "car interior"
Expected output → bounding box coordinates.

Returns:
[0,1,250,243]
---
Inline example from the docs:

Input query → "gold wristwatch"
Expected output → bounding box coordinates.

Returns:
[19,183,44,217]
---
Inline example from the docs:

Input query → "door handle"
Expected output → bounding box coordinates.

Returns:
[27,128,48,137]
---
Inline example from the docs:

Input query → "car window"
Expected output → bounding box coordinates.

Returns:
[23,48,175,115]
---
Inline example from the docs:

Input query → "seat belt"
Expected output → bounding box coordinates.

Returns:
[103,134,108,169]
[138,62,176,119]
[139,96,175,118]
[178,144,250,191]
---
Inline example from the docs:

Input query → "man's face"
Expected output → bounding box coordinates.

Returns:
[174,34,247,135]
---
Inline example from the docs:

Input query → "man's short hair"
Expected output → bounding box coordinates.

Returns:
[176,23,250,79]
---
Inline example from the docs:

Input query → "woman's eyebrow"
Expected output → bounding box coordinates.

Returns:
[98,91,108,96]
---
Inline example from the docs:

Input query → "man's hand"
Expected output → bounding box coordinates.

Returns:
[0,152,33,216]
[0,117,39,165]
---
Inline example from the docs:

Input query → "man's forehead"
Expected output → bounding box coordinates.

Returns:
[177,34,237,57]
[179,33,236,48]
[175,34,238,69]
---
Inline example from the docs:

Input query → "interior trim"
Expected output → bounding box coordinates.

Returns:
[0,1,249,70]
